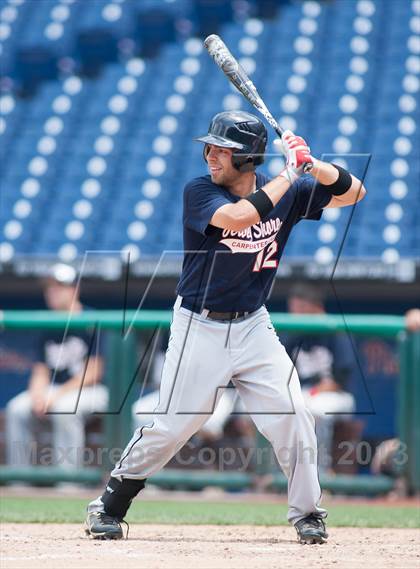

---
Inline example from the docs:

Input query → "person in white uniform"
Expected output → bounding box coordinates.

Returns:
[85,111,366,543]
[284,283,356,473]
[5,264,108,470]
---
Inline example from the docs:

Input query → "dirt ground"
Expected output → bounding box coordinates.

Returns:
[1,524,419,569]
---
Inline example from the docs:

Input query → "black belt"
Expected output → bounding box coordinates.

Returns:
[181,299,250,321]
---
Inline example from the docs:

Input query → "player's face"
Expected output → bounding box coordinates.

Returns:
[288,297,323,314]
[206,144,240,185]
[43,280,77,311]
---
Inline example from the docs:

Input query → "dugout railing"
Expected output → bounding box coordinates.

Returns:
[0,310,418,495]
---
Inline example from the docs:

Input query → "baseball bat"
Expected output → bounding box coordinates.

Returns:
[204,34,313,173]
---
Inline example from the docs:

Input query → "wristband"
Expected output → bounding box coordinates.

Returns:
[245,189,274,220]
[328,164,353,195]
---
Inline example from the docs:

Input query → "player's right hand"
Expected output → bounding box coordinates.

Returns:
[278,130,313,184]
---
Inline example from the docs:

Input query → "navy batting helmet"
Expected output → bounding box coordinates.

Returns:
[195,111,268,172]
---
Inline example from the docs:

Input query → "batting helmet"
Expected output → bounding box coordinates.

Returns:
[195,111,268,172]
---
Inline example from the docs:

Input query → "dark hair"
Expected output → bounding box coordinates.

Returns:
[288,282,325,306]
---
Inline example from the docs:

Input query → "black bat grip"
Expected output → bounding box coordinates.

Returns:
[274,126,284,138]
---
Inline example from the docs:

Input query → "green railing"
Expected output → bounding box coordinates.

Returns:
[399,330,420,493]
[0,310,418,494]
[0,310,405,335]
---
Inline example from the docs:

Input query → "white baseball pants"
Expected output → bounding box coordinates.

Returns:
[95,299,326,523]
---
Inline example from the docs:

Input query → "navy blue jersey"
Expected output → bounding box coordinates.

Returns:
[176,173,332,312]
[36,308,104,384]
[282,333,355,389]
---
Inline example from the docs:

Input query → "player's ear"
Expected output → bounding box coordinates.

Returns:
[203,144,210,162]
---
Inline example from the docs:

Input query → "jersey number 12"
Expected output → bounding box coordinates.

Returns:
[252,241,279,272]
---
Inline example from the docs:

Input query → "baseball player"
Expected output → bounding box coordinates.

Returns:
[6,264,108,469]
[85,111,366,544]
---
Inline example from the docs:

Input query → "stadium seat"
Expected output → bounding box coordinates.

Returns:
[0,0,418,263]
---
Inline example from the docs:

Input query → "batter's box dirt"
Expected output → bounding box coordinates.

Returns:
[1,524,418,569]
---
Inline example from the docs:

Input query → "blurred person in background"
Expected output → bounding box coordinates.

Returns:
[283,283,356,473]
[5,264,108,470]
[405,309,420,332]
[368,309,420,489]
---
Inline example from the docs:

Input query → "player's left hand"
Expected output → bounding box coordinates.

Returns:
[277,130,314,184]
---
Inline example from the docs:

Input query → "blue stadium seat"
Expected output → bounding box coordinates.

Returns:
[0,0,418,262]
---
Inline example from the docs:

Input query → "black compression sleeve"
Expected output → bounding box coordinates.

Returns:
[245,189,274,220]
[327,164,353,195]
[101,477,146,518]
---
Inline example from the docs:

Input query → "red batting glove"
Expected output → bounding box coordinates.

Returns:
[278,130,314,184]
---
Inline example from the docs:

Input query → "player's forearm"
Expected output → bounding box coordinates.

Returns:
[54,357,104,397]
[310,159,340,185]
[240,174,292,226]
[311,159,366,207]
[49,371,98,403]
[212,176,291,231]
[52,376,84,399]
[260,174,292,208]
[28,363,50,394]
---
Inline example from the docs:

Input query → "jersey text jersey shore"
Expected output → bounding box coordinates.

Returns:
[176,172,332,313]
